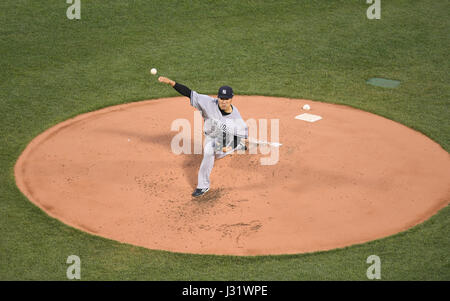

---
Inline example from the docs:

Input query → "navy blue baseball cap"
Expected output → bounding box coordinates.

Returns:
[218,86,234,99]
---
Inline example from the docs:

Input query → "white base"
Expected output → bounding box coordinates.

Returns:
[295,113,322,123]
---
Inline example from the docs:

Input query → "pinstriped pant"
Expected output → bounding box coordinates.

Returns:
[197,135,228,189]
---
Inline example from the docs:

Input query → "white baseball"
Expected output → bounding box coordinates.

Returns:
[303,104,311,110]
[150,68,157,75]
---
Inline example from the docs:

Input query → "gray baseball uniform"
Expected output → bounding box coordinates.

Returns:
[190,91,248,189]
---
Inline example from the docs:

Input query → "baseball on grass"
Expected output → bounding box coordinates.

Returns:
[150,68,157,75]
[303,104,311,110]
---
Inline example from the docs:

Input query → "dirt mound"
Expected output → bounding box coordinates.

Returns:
[15,96,450,255]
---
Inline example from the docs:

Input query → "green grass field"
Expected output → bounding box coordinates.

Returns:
[1,0,449,280]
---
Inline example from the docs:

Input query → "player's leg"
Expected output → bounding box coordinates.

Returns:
[193,136,234,197]
[193,136,216,196]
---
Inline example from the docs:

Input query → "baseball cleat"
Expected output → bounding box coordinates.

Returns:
[192,187,209,197]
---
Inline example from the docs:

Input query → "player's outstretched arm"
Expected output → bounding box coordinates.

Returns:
[158,76,191,98]
[158,76,175,86]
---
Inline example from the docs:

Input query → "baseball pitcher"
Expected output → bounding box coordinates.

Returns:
[158,76,249,197]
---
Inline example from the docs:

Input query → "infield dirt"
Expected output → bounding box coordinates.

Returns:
[15,96,450,255]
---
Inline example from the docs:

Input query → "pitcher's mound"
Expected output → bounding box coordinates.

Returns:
[15,96,450,255]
